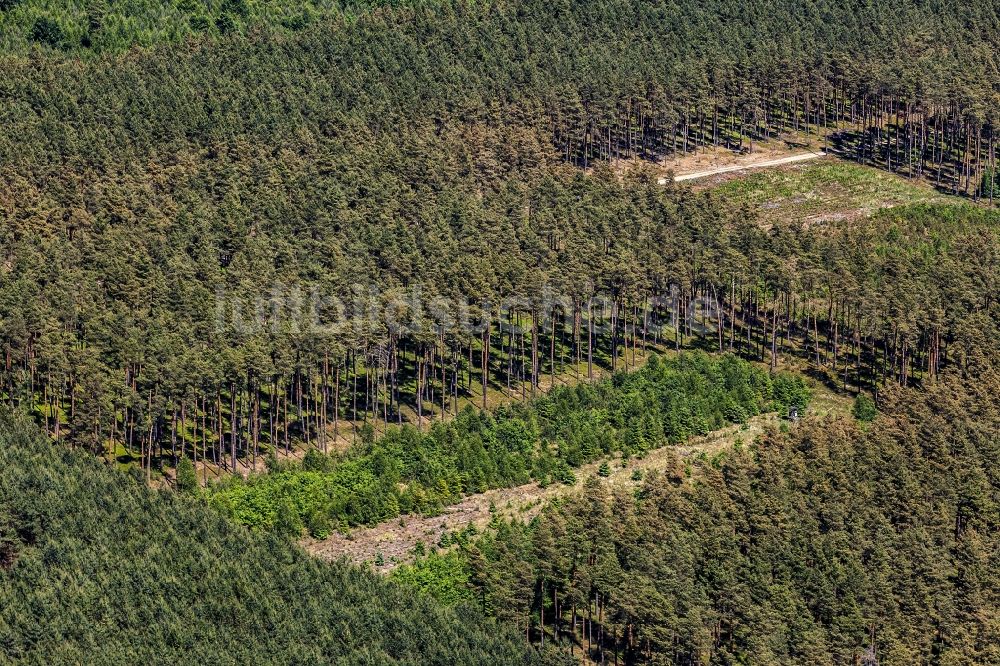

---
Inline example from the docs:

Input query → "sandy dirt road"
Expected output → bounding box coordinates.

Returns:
[659,150,827,185]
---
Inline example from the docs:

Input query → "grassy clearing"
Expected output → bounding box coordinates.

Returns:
[710,159,962,225]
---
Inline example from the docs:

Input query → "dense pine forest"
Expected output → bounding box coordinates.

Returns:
[396,372,1000,664]
[2,0,1000,480]
[0,411,541,664]
[4,0,1000,663]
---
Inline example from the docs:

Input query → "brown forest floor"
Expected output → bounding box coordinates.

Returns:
[611,129,830,182]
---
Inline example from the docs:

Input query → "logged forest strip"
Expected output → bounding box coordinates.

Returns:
[663,150,828,184]
[304,416,773,571]
[303,382,849,572]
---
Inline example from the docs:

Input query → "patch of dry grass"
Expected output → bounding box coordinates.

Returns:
[712,160,960,225]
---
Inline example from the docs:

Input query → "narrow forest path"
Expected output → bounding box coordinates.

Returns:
[661,150,827,185]
[303,382,850,572]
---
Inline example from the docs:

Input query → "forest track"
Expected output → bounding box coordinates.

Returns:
[661,150,827,185]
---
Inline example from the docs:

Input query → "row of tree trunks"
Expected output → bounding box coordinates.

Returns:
[554,92,999,201]
[8,278,958,479]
